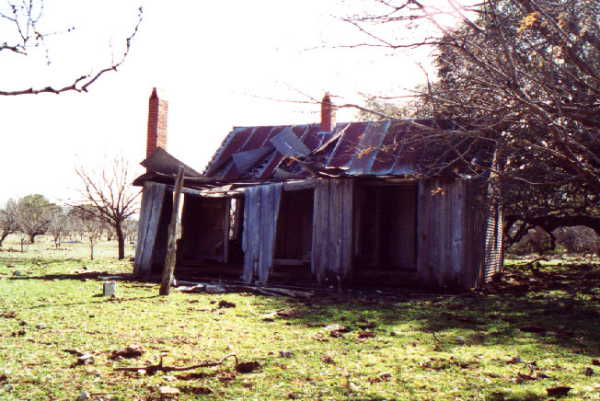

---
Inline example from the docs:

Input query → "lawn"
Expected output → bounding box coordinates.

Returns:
[1,237,599,401]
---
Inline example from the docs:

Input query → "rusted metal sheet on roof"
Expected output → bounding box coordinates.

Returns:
[270,127,311,158]
[232,145,274,175]
[203,120,425,181]
[142,148,202,177]
[348,121,391,174]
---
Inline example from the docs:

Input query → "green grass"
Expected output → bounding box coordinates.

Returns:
[1,237,600,400]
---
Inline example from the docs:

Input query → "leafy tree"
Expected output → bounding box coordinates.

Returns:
[14,194,56,243]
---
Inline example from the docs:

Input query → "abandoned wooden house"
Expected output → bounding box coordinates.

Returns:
[133,88,504,290]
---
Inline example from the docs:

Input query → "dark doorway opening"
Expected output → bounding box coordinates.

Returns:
[353,183,418,286]
[271,189,315,285]
[176,194,244,282]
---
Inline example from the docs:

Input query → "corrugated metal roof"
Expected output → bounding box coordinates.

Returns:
[203,120,432,181]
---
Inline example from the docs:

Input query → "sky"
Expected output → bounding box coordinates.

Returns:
[0,0,454,205]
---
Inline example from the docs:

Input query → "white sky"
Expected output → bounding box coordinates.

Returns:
[0,0,454,205]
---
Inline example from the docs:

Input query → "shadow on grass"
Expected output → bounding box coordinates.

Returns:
[0,256,89,267]
[8,271,135,281]
[25,295,162,310]
[255,262,600,357]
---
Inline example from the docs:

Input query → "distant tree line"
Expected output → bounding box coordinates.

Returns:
[0,194,138,259]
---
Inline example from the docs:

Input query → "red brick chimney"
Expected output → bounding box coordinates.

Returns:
[320,92,335,132]
[146,87,168,159]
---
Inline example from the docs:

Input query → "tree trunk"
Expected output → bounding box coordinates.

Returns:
[89,237,94,260]
[29,233,37,244]
[0,231,9,248]
[116,223,125,260]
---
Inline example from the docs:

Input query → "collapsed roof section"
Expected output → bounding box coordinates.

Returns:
[202,120,443,182]
[133,147,209,187]
[136,119,487,191]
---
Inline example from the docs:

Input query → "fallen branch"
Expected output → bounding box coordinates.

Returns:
[516,257,549,272]
[114,354,238,375]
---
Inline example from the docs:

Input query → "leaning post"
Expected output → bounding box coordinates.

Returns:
[159,167,185,296]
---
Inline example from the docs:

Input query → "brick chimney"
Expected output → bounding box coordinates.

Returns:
[146,87,168,159]
[320,92,335,132]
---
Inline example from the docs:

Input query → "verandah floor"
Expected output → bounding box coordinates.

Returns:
[172,262,419,290]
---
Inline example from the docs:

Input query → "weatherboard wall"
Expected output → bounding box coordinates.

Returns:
[134,182,169,277]
[416,178,488,289]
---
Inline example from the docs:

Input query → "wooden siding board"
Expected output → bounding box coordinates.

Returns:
[416,180,432,285]
[449,180,465,287]
[242,187,259,282]
[134,182,167,277]
[463,179,487,288]
[340,180,354,279]
[241,184,283,284]
[331,179,342,278]
[309,179,355,285]
[316,179,330,283]
[133,182,153,276]
[417,179,474,289]
[151,192,173,274]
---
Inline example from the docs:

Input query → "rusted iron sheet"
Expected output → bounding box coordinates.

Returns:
[232,146,274,175]
[270,127,311,158]
[202,120,424,181]
[141,148,202,177]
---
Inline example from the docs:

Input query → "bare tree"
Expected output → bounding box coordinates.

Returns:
[0,1,142,95]
[74,157,141,260]
[47,206,69,248]
[345,0,600,246]
[0,199,19,247]
[123,218,139,245]
[346,0,599,186]
[70,207,104,260]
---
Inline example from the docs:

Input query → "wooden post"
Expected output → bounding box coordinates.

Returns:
[159,167,185,296]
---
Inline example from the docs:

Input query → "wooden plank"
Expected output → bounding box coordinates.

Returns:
[416,180,433,286]
[464,179,487,288]
[282,179,317,192]
[274,258,307,266]
[448,180,464,287]
[159,167,185,296]
[322,180,331,282]
[340,179,354,280]
[242,187,259,283]
[311,179,328,284]
[241,184,283,285]
[329,179,341,280]
[133,182,153,276]
[134,182,167,277]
